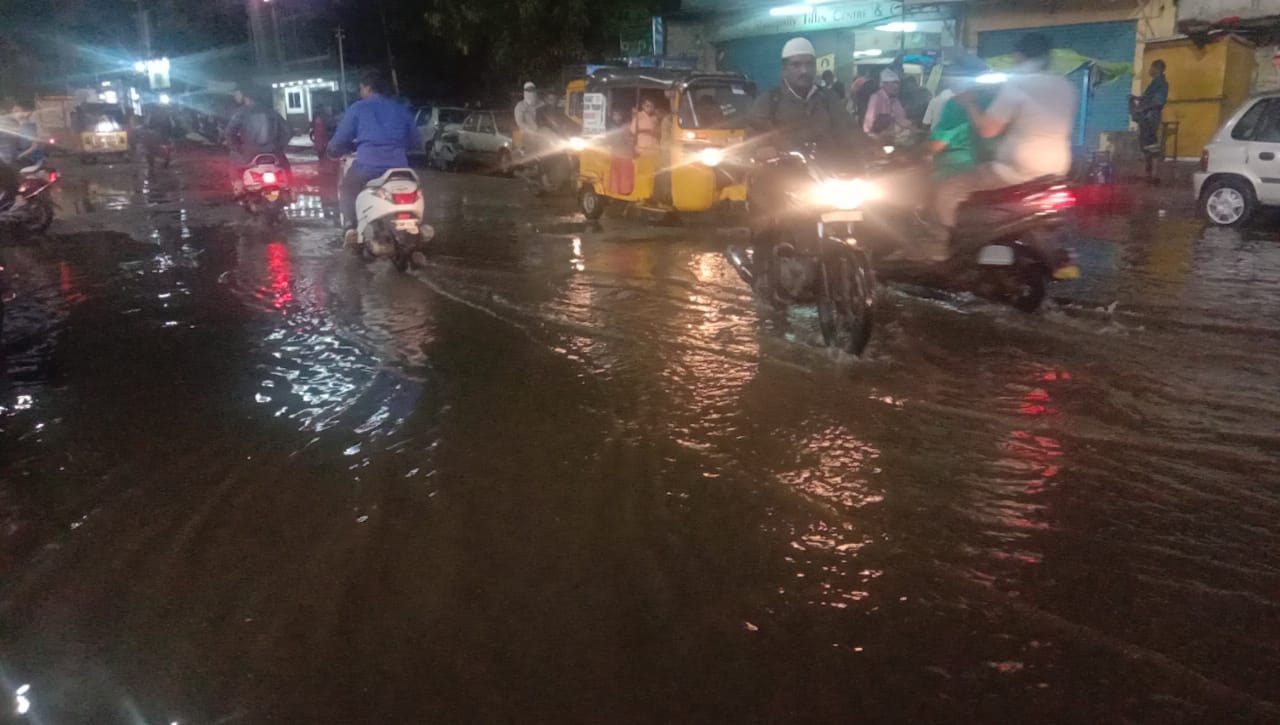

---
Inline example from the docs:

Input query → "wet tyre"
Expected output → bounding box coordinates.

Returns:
[817,248,875,356]
[1200,177,1255,227]
[580,185,606,220]
[25,199,54,235]
[1010,249,1050,313]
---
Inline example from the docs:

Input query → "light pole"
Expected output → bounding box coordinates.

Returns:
[336,27,348,110]
[377,0,400,95]
[136,0,152,60]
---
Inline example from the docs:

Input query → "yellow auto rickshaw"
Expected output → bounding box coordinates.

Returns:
[575,68,756,220]
[72,103,130,164]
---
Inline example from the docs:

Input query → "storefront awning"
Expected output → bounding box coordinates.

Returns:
[710,0,958,43]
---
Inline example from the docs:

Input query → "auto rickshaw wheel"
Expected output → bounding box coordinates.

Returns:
[580,185,606,220]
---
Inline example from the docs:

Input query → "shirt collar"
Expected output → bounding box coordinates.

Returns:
[784,79,816,101]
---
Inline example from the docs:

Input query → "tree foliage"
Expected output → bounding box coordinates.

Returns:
[422,0,675,85]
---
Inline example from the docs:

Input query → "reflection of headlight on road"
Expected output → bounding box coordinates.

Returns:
[95,121,119,133]
[809,178,882,210]
[698,147,724,167]
[566,136,588,152]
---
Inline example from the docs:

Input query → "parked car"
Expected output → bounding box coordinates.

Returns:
[1195,92,1280,226]
[430,110,515,174]
[413,105,468,158]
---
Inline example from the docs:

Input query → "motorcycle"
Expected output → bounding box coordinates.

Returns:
[725,148,879,355]
[864,146,1079,312]
[519,135,582,197]
[238,154,292,226]
[0,162,59,237]
[338,157,434,273]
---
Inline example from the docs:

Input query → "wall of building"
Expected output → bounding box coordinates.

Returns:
[665,19,716,70]
[965,0,1177,95]
[1176,0,1273,23]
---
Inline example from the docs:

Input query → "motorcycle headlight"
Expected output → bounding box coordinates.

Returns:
[698,147,724,167]
[809,178,882,210]
[567,136,588,152]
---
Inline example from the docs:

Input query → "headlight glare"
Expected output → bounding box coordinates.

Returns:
[809,178,882,210]
[698,147,724,167]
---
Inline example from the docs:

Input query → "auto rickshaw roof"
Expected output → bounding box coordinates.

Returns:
[585,67,753,92]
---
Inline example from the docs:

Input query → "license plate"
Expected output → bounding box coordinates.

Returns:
[394,219,420,232]
[1053,264,1081,280]
[265,190,280,202]
[977,245,1015,266]
[821,210,862,223]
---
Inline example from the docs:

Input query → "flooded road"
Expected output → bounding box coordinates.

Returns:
[1,150,1277,723]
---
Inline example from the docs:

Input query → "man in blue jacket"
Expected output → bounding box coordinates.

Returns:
[327,70,421,245]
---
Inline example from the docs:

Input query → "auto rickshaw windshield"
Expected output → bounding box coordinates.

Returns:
[678,81,756,130]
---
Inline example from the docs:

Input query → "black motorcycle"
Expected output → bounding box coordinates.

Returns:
[869,175,1078,312]
[725,149,877,355]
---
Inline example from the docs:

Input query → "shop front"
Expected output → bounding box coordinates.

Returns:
[698,1,963,93]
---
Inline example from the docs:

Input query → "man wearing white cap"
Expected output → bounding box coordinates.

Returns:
[747,37,859,150]
[863,68,911,136]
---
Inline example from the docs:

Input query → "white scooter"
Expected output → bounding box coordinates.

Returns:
[338,157,434,272]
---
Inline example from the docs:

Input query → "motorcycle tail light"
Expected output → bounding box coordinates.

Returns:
[396,212,415,219]
[262,171,278,185]
[1029,188,1076,212]
[47,170,58,183]
[392,190,419,204]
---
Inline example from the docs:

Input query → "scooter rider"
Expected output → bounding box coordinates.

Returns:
[328,70,421,246]
[225,88,291,197]
[922,33,1076,257]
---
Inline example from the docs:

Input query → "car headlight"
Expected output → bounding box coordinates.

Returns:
[698,147,724,167]
[809,178,882,210]
[567,136,588,152]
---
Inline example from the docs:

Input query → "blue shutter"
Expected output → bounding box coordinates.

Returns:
[979,20,1137,151]
[716,33,791,94]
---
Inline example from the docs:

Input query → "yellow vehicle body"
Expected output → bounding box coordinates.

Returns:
[575,68,755,216]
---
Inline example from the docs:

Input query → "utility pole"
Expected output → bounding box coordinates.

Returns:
[378,0,401,95]
[336,27,349,110]
[136,0,152,60]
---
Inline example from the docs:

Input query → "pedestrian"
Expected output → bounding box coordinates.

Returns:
[630,96,661,154]
[822,70,845,101]
[1132,59,1168,180]
[311,105,331,157]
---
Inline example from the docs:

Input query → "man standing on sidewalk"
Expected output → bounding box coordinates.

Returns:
[1133,59,1168,179]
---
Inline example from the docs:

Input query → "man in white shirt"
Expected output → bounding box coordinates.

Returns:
[929,33,1076,234]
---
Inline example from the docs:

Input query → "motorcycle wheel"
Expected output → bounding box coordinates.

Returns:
[393,230,419,273]
[1009,250,1050,313]
[817,248,875,356]
[25,198,54,235]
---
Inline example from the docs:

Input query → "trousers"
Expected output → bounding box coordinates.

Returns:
[932,162,1012,229]
[340,165,382,229]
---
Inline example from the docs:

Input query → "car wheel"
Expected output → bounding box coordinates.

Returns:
[1201,177,1255,227]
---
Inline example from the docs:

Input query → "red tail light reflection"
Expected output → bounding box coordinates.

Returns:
[1028,189,1076,212]
[392,190,419,204]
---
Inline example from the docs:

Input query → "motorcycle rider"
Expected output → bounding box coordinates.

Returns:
[920,32,1076,258]
[2,100,44,169]
[224,88,291,197]
[745,37,870,295]
[327,70,421,247]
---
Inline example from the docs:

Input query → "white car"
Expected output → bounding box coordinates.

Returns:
[413,105,468,157]
[1195,92,1280,226]
[432,110,515,174]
